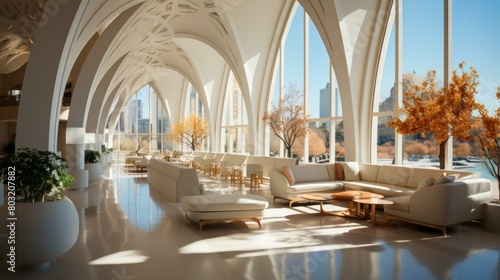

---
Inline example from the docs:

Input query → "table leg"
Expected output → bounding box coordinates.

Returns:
[370,204,377,225]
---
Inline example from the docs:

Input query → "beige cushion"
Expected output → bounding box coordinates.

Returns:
[359,163,380,182]
[417,177,435,191]
[290,164,330,182]
[342,162,360,181]
[181,194,268,212]
[434,175,456,185]
[384,196,411,212]
[282,166,295,185]
[376,165,411,187]
[326,163,336,180]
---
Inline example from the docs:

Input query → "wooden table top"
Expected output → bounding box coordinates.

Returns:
[353,197,394,205]
[300,190,383,202]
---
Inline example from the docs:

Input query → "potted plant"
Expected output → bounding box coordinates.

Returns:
[0,148,79,268]
[84,149,102,184]
[100,145,114,166]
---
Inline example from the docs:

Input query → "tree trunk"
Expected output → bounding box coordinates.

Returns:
[439,140,447,170]
[286,146,292,158]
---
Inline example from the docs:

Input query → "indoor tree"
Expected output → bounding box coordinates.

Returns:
[170,114,209,151]
[263,83,309,158]
[471,87,500,192]
[388,62,482,169]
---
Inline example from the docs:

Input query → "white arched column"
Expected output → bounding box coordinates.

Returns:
[16,0,86,151]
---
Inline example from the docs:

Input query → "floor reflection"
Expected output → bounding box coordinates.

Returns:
[1,163,499,280]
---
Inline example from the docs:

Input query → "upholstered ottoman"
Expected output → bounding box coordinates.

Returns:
[181,194,269,230]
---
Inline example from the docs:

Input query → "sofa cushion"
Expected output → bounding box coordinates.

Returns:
[282,166,295,185]
[417,177,436,191]
[342,162,360,181]
[359,163,381,182]
[344,181,415,197]
[286,182,344,194]
[384,196,411,212]
[326,163,336,180]
[376,165,411,187]
[181,194,268,212]
[290,164,330,183]
[335,163,345,180]
[434,175,456,185]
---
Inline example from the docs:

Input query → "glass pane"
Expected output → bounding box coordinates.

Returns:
[376,115,395,164]
[453,0,500,115]
[333,120,344,162]
[308,121,328,163]
[284,4,304,89]
[308,17,330,119]
[403,136,439,167]
[379,23,395,112]
[403,0,443,82]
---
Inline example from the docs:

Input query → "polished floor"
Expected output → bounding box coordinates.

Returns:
[1,163,500,280]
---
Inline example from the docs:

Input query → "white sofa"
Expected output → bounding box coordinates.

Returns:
[147,158,203,202]
[269,162,493,233]
[383,177,492,235]
[270,162,486,201]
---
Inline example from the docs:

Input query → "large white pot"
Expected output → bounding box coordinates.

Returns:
[1,196,79,269]
[85,162,102,184]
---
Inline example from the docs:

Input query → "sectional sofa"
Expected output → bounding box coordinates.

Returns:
[270,162,493,234]
[148,158,203,202]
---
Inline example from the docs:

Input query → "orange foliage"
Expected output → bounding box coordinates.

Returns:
[170,114,209,151]
[388,62,482,168]
[404,140,429,156]
[377,141,395,159]
[453,142,471,156]
[291,130,326,157]
[335,142,345,157]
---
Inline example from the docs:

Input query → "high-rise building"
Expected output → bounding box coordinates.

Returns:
[319,83,330,119]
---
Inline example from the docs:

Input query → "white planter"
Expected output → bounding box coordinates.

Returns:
[0,196,79,268]
[483,202,500,234]
[69,169,89,190]
[84,162,102,184]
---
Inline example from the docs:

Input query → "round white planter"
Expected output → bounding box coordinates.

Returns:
[69,169,89,190]
[1,196,79,269]
[85,162,102,184]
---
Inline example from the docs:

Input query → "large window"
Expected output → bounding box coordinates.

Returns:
[375,0,500,178]
[221,72,248,153]
[113,84,169,153]
[268,3,343,162]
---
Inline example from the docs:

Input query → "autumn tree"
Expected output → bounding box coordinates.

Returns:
[170,114,209,151]
[388,62,482,169]
[471,88,500,188]
[263,84,309,158]
[291,129,326,158]
[135,135,150,155]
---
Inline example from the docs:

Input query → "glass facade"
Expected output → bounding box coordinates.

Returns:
[374,0,500,176]
[113,84,169,153]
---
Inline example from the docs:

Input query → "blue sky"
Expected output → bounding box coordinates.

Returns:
[283,1,500,117]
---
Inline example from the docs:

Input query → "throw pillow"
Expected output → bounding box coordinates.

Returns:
[417,177,435,191]
[334,163,345,180]
[342,162,360,181]
[434,175,456,185]
[282,166,295,185]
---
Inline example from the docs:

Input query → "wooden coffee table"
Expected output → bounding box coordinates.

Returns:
[300,190,384,217]
[353,197,395,226]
